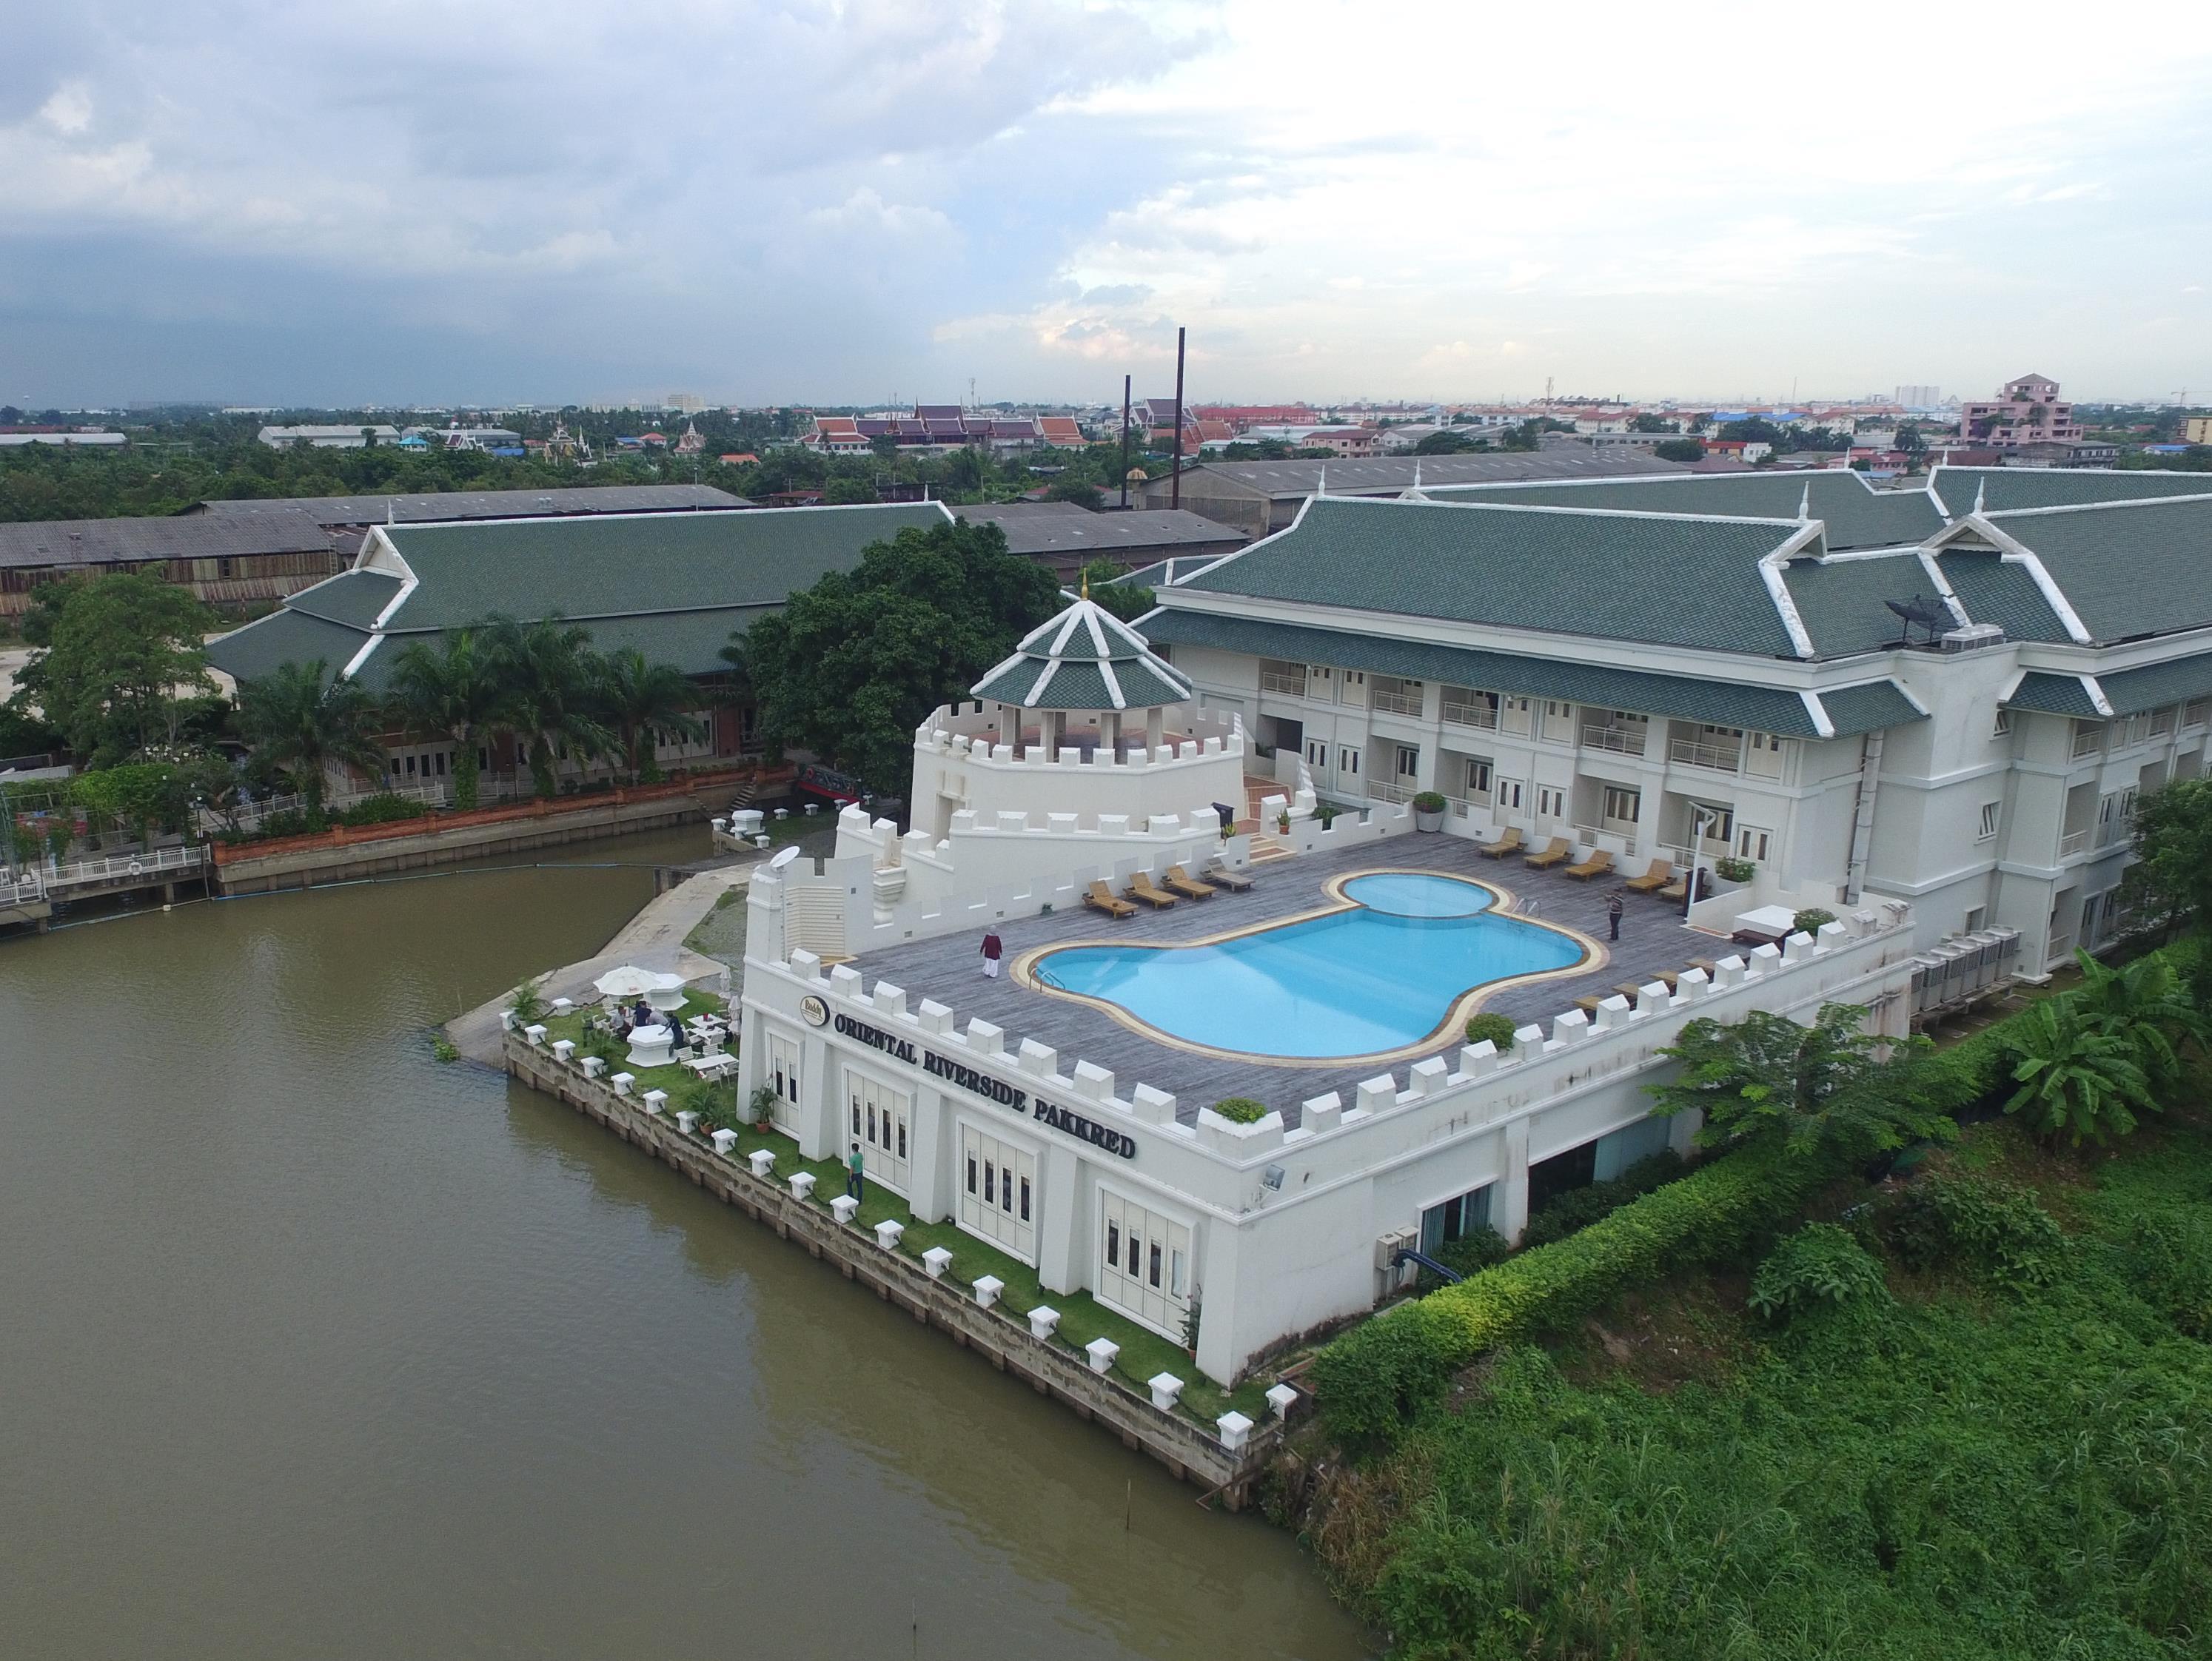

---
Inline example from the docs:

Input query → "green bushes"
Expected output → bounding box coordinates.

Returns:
[1519,1150,1684,1248]
[1410,790,1447,813]
[1211,1096,1268,1124]
[1314,1144,1819,1446]
[1748,1221,1890,1321]
[1890,1172,2062,1292]
[1461,1012,1518,1051]
[335,791,432,827]
[1792,906,1837,934]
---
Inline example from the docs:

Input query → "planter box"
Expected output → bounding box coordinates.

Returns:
[1413,808,1444,832]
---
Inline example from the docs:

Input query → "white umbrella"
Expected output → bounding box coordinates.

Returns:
[593,964,686,1001]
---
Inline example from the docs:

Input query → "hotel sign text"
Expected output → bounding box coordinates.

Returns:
[833,1011,1137,1158]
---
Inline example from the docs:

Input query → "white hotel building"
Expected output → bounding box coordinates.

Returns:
[737,466,2212,1386]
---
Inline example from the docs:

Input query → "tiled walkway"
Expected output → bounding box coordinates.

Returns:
[851,832,1730,1123]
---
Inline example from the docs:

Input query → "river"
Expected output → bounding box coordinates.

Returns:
[0,825,1369,1660]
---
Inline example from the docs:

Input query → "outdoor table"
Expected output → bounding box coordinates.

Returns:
[683,1054,738,1081]
[1732,905,1799,940]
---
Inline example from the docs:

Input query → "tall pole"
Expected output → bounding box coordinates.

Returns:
[1170,326,1186,510]
[1119,375,1131,509]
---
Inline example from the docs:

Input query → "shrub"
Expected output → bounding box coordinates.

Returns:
[507,976,549,1025]
[2122,1208,2212,1340]
[1212,1096,1268,1124]
[1748,1222,1891,1321]
[1792,907,1837,935]
[1432,1227,1512,1280]
[1411,790,1447,813]
[1715,855,1757,883]
[336,791,432,828]
[1521,1150,1685,1249]
[748,1085,780,1124]
[1462,1012,1518,1052]
[1889,1172,2061,1292]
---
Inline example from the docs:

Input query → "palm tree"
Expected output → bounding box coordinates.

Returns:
[2002,996,2161,1147]
[480,615,613,797]
[595,647,704,783]
[235,660,386,818]
[383,627,506,810]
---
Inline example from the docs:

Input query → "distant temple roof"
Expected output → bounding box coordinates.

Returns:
[971,596,1192,711]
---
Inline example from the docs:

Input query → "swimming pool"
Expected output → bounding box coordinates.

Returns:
[1026,871,1587,1061]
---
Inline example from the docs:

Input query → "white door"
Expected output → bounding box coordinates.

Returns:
[1099,1190,1192,1339]
[958,1124,1036,1262]
[843,1069,911,1195]
[765,1033,801,1131]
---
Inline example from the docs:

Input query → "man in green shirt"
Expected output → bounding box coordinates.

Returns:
[845,1140,865,1202]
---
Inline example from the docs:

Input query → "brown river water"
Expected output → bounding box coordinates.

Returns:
[0,825,1370,1660]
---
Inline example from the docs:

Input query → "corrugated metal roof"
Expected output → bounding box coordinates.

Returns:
[196,483,747,528]
[0,509,333,570]
[1141,608,1901,736]
[1174,496,1806,658]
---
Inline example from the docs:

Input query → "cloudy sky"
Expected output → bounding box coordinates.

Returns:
[4,1,2210,409]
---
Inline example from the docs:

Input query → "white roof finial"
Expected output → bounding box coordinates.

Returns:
[1412,457,1423,491]
[1316,463,1327,498]
[1972,477,1986,515]
[1797,481,1812,523]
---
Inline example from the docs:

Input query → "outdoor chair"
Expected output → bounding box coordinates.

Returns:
[1161,865,1216,901]
[1563,849,1614,882]
[1524,837,1574,870]
[1085,881,1137,919]
[1201,859,1254,892]
[1624,858,1672,894]
[1125,874,1177,910]
[1475,828,1525,859]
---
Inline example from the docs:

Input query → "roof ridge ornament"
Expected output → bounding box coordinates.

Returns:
[1316,463,1327,498]
[1797,482,1812,523]
[1973,477,1986,515]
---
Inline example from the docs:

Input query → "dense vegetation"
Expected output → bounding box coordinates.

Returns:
[1293,833,2212,1657]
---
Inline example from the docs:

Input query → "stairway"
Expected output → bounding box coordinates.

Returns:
[1245,833,1293,865]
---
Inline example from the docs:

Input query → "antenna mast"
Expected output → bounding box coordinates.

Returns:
[1119,375,1132,510]
[1170,326,1186,511]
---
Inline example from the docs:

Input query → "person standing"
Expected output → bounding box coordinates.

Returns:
[980,929,1004,978]
[1606,891,1624,942]
[846,1140,865,1202]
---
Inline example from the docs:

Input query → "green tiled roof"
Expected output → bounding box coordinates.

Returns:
[972,597,1193,709]
[2005,672,2102,718]
[207,608,369,685]
[1980,497,2212,644]
[1931,466,2212,515]
[1430,472,1943,551]
[1143,608,1915,737]
[381,502,948,629]
[1780,552,1940,657]
[2094,654,2212,717]
[284,569,403,629]
[1934,550,2068,642]
[1819,680,1926,734]
[1174,497,1808,658]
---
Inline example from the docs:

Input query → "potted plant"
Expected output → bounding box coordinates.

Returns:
[1462,1012,1517,1052]
[1411,789,1447,832]
[1181,1293,1202,1359]
[1792,907,1837,936]
[748,1084,780,1127]
[1275,808,1291,835]
[1713,855,1757,890]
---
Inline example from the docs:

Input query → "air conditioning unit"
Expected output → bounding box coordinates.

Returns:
[1940,623,2007,653]
[1375,1227,1419,1294]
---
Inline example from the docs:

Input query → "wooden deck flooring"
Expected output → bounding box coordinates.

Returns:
[851,833,1732,1126]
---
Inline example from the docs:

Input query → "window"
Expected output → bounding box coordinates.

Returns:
[1495,778,1525,812]
[1304,737,1328,771]
[1736,825,1771,862]
[1340,747,1360,777]
[2071,720,2106,759]
[1418,1186,1493,1257]
[1536,785,1566,819]
[2185,699,2210,729]
[1992,709,2013,738]
[1464,757,1493,796]
[1689,803,1735,846]
[1601,786,1641,827]
[1395,744,1420,779]
[1977,801,2001,842]
[1964,906,1987,933]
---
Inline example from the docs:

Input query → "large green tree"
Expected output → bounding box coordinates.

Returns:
[8,572,215,765]
[383,627,507,809]
[480,615,613,797]
[728,518,1060,796]
[595,647,703,782]
[235,660,386,816]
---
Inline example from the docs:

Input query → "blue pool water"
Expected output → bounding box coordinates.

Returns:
[1031,872,1584,1058]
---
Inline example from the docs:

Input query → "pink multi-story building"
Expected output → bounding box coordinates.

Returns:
[1959,373,2082,449]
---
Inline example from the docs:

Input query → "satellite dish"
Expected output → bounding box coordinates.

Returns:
[1885,594,1947,644]
[769,845,800,870]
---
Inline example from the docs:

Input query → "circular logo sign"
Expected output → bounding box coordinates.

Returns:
[799,993,829,1027]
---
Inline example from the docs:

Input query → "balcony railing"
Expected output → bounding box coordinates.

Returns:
[2058,828,2091,857]
[1441,697,1498,731]
[2071,728,2105,759]
[1367,779,1415,805]
[1579,722,1648,756]
[1259,669,1308,697]
[1370,688,1424,717]
[1669,736,1743,772]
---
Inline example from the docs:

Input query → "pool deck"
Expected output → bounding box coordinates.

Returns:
[849,834,1735,1124]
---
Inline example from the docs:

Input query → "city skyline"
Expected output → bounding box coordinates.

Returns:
[4,2,2210,408]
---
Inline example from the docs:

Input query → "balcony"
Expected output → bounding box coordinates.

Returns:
[1441,695,1498,731]
[1259,668,1308,697]
[2058,828,2091,858]
[1579,721,1648,756]
[1370,687,1424,718]
[1367,779,1415,805]
[1669,736,1743,773]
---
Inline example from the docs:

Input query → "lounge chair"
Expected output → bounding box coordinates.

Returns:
[1624,858,1672,894]
[1524,837,1573,870]
[1085,880,1136,919]
[1658,876,1688,902]
[1475,828,1525,859]
[1563,849,1614,882]
[1201,859,1253,893]
[1161,865,1216,902]
[1612,982,1651,1005]
[1125,874,1177,910]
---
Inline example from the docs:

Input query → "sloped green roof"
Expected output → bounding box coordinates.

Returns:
[1430,472,1943,551]
[1143,608,1915,737]
[1934,549,2068,642]
[2094,654,2212,717]
[972,596,1193,709]
[1780,553,1940,657]
[1173,496,1809,659]
[1931,467,2212,515]
[284,569,403,629]
[207,607,370,685]
[1819,680,1926,734]
[1980,497,2212,644]
[381,502,948,628]
[2005,672,2102,718]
